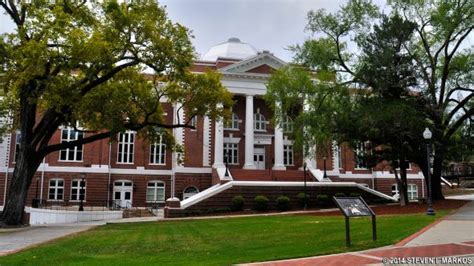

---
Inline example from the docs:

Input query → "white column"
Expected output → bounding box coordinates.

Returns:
[202,116,211,167]
[244,95,256,169]
[213,114,224,168]
[332,142,340,173]
[273,103,285,170]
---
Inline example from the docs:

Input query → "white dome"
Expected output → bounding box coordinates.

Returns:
[201,38,258,61]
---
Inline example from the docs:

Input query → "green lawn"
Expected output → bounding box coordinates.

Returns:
[0,212,446,266]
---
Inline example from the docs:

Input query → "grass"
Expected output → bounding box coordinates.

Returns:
[0,212,446,266]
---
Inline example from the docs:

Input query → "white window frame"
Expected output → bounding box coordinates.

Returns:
[59,127,84,162]
[13,130,21,163]
[48,179,64,201]
[150,135,166,165]
[407,184,418,201]
[190,116,197,130]
[117,131,135,164]
[224,143,239,165]
[254,112,266,132]
[183,186,199,200]
[146,181,165,202]
[70,179,86,202]
[282,116,294,133]
[337,145,343,169]
[354,142,370,169]
[392,183,418,201]
[224,113,239,130]
[283,144,294,166]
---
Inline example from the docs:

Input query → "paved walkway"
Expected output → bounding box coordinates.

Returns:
[245,198,474,266]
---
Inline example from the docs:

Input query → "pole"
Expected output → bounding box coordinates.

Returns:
[372,215,377,241]
[79,174,85,211]
[426,143,435,215]
[303,162,307,210]
[345,216,351,247]
[323,157,327,179]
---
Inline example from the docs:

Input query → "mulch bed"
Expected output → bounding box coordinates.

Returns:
[302,199,469,216]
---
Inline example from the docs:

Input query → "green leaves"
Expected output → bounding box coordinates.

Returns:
[0,0,230,149]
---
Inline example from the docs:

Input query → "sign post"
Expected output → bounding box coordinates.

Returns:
[333,196,376,247]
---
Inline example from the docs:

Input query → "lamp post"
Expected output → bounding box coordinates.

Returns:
[423,128,435,216]
[323,156,328,179]
[303,162,308,210]
[79,173,86,211]
[224,150,229,178]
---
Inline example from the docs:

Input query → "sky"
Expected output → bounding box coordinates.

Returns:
[0,0,354,62]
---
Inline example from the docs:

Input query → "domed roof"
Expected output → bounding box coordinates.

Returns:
[201,38,258,61]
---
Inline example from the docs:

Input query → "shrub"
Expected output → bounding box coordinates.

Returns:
[297,193,309,208]
[231,195,245,211]
[334,192,346,198]
[276,196,291,211]
[253,195,269,212]
[349,193,361,198]
[316,194,330,208]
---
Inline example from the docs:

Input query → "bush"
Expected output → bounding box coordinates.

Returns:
[276,196,291,212]
[316,194,330,208]
[253,195,269,212]
[297,193,309,208]
[349,193,361,198]
[231,195,245,211]
[334,192,346,198]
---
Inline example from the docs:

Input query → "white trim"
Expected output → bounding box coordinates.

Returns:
[338,172,425,179]
[219,52,286,73]
[15,165,212,175]
[202,116,211,167]
[223,137,241,144]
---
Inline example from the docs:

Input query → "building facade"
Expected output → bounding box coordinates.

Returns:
[0,38,426,211]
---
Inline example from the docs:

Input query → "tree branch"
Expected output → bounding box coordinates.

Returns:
[445,108,474,139]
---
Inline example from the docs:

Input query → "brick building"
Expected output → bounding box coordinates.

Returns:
[0,38,426,212]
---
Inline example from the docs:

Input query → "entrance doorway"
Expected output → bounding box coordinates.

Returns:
[113,180,133,208]
[254,147,265,169]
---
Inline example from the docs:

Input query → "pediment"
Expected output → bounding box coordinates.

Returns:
[219,52,286,74]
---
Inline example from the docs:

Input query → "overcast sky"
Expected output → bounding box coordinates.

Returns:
[0,0,398,62]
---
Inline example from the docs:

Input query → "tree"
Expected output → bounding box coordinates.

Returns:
[0,0,232,226]
[287,0,473,200]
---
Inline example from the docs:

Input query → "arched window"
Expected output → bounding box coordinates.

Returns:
[183,186,199,200]
[147,181,165,202]
[254,111,266,131]
[281,116,294,132]
[225,113,239,130]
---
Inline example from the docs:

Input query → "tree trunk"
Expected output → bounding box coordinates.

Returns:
[431,147,445,200]
[0,147,42,227]
[393,166,408,206]
[399,159,409,205]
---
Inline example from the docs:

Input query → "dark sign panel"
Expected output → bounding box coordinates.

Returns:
[334,197,373,217]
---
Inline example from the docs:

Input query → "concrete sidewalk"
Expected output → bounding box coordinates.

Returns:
[246,199,474,266]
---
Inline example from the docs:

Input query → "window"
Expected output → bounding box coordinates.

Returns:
[392,183,418,201]
[14,131,21,162]
[150,135,166,165]
[391,184,399,196]
[224,143,238,164]
[71,179,86,201]
[48,179,64,200]
[146,181,165,202]
[225,113,239,130]
[190,116,197,129]
[59,128,84,161]
[283,145,294,166]
[282,116,294,133]
[118,131,134,163]
[183,186,199,200]
[354,142,370,169]
[408,184,418,201]
[254,111,266,131]
[337,145,343,169]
